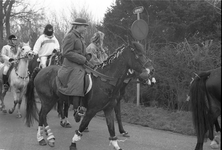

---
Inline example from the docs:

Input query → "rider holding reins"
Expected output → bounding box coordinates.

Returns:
[1,34,21,91]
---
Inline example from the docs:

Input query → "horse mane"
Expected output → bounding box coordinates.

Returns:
[96,45,126,69]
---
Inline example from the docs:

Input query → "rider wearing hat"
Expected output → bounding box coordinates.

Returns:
[1,34,20,91]
[33,24,60,68]
[57,18,94,122]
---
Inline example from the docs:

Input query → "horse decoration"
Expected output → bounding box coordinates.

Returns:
[0,43,34,118]
[189,67,221,150]
[25,41,155,150]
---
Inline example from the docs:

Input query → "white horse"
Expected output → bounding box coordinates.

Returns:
[0,42,34,118]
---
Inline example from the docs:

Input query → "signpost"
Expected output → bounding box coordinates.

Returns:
[130,6,148,106]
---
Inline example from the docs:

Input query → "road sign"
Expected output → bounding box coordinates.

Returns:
[131,19,148,41]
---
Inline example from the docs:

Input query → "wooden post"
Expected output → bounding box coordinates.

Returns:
[136,79,140,106]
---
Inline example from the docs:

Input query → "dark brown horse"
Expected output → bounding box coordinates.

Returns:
[189,67,221,150]
[57,69,156,136]
[25,42,154,150]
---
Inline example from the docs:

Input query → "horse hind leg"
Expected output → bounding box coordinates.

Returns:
[38,98,56,147]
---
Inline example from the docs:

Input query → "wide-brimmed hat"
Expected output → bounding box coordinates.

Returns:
[71,18,89,26]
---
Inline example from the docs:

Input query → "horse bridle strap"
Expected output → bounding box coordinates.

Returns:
[84,65,118,86]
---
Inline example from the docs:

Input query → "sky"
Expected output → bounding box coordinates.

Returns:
[26,0,115,22]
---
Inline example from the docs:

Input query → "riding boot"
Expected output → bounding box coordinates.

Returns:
[78,97,87,116]
[2,74,9,92]
[73,96,87,123]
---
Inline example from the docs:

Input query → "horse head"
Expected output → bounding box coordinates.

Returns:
[126,41,155,83]
[19,42,35,60]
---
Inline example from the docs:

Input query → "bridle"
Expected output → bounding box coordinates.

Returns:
[13,49,33,80]
[129,46,152,71]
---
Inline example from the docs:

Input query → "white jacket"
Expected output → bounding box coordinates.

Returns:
[33,34,60,57]
[1,45,20,66]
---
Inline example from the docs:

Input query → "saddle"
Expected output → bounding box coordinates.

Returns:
[37,55,52,67]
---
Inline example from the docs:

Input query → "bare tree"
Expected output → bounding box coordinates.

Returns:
[0,0,44,48]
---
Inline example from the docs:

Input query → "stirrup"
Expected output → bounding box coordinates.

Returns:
[77,106,87,117]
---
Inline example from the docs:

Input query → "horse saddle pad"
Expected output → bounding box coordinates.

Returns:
[56,73,92,95]
[84,73,92,95]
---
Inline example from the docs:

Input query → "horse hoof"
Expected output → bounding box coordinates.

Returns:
[16,114,22,118]
[210,140,220,149]
[48,138,55,147]
[39,139,47,146]
[74,113,81,123]
[65,123,72,128]
[83,127,89,132]
[60,121,65,127]
[69,143,77,150]
[2,109,7,114]
[121,132,130,137]
[8,109,13,114]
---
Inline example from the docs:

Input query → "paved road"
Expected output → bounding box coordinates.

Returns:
[0,92,214,150]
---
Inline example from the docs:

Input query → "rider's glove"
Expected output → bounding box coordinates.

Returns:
[53,49,59,53]
[8,58,14,62]
[85,60,95,69]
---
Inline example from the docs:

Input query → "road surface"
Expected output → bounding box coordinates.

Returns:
[0,92,214,150]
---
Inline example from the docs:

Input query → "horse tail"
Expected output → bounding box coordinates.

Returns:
[25,67,41,127]
[190,71,211,142]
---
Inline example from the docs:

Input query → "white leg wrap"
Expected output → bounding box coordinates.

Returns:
[110,140,121,150]
[152,77,156,83]
[147,79,151,85]
[61,118,66,124]
[45,126,55,140]
[37,126,44,142]
[72,134,81,143]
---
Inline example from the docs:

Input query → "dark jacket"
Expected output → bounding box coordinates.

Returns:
[57,29,87,96]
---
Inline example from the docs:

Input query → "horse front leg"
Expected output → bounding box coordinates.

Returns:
[69,109,97,150]
[115,97,129,137]
[8,88,17,114]
[104,104,123,150]
[16,98,22,118]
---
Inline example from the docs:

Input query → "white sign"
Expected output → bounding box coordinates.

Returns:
[133,6,144,14]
